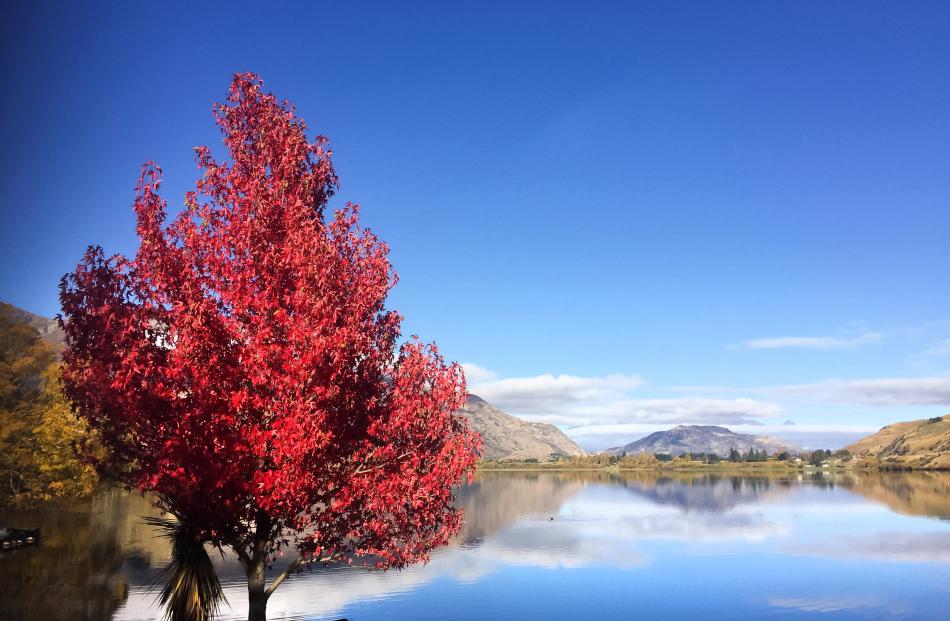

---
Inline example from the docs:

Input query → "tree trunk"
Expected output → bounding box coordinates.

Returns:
[247,555,268,621]
[245,512,274,621]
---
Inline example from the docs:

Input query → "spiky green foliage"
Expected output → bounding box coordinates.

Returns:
[145,517,226,621]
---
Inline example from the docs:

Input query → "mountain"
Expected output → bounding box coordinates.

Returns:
[846,416,950,470]
[1,301,64,346]
[0,302,583,462]
[605,425,798,457]
[457,395,586,461]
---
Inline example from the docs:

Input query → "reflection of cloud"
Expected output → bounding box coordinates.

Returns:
[769,596,901,614]
[113,473,950,621]
[116,518,647,620]
[612,512,788,543]
[785,531,950,564]
[472,518,645,572]
[114,474,793,620]
[241,500,783,619]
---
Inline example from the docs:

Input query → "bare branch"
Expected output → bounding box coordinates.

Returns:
[265,555,303,598]
[354,450,412,475]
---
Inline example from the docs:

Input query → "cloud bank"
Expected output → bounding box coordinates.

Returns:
[462,364,778,429]
[741,331,881,350]
[462,363,950,451]
[766,377,950,406]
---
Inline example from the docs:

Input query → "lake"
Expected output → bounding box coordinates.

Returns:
[2,471,949,620]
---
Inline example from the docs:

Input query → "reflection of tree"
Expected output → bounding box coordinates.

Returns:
[453,472,586,544]
[0,488,176,620]
[832,471,950,519]
[8,471,949,620]
[0,488,160,621]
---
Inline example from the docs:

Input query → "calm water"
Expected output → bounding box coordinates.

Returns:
[3,471,949,620]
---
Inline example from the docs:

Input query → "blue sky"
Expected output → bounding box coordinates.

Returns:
[1,2,948,449]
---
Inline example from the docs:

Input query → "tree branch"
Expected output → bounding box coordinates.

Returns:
[354,450,412,474]
[265,555,303,598]
[234,544,253,570]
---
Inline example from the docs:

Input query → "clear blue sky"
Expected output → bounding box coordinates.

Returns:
[1,2,948,448]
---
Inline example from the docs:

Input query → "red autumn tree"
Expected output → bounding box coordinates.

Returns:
[60,73,480,621]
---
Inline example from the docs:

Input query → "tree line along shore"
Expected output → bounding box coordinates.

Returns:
[478,448,947,472]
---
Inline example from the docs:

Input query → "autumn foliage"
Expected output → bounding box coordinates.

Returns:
[60,73,479,617]
[0,304,97,502]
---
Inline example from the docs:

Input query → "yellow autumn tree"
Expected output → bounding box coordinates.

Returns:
[0,303,97,502]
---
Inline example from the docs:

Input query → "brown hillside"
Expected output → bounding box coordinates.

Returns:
[458,395,586,462]
[0,301,64,348]
[847,416,950,470]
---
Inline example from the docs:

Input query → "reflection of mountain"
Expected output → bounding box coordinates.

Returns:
[454,471,586,544]
[610,471,793,512]
[15,471,950,621]
[833,471,950,520]
[114,471,593,620]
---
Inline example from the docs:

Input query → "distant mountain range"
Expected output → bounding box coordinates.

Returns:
[8,300,946,467]
[847,415,950,470]
[605,425,798,457]
[457,395,587,461]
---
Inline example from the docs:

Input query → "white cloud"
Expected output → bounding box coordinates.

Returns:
[463,364,949,451]
[741,331,881,350]
[921,338,950,357]
[460,362,498,385]
[766,376,950,406]
[469,371,644,412]
[511,397,779,428]
[464,366,777,430]
[604,397,781,423]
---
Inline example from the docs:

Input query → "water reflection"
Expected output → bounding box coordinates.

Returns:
[834,471,950,519]
[2,471,949,620]
[453,471,586,544]
[611,472,793,511]
[0,489,163,621]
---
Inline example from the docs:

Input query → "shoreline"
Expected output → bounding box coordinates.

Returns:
[476,461,948,473]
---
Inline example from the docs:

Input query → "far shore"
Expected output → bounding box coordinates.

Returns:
[477,459,948,473]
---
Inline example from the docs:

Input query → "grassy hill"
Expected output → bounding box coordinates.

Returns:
[847,416,950,470]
